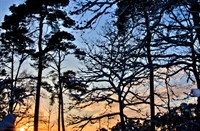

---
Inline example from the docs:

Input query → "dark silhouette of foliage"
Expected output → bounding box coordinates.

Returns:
[0,71,34,122]
[45,70,87,131]
[1,0,200,130]
[69,0,200,130]
[110,102,200,131]
[1,0,75,131]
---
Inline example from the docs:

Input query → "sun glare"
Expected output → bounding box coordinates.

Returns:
[19,128,25,131]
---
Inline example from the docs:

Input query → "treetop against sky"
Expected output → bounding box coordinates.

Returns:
[0,0,83,72]
[0,0,24,23]
[0,0,200,129]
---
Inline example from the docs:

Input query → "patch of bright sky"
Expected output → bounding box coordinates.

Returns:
[67,0,117,42]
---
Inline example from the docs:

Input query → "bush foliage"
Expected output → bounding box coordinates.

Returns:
[110,103,200,131]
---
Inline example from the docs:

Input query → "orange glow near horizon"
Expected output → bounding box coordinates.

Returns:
[19,128,25,131]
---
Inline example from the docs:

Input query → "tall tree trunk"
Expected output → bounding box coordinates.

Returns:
[47,105,52,131]
[9,47,14,114]
[34,15,44,131]
[34,46,43,131]
[144,11,155,131]
[191,2,200,105]
[58,50,65,131]
[58,98,61,131]
[191,44,200,104]
[57,50,62,131]
[61,91,65,131]
[147,38,155,131]
[118,93,125,131]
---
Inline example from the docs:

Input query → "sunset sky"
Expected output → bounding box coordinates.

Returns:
[0,1,199,131]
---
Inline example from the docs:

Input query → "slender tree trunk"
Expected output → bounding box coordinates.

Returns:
[148,47,155,131]
[34,15,44,131]
[61,92,65,131]
[58,98,61,131]
[144,11,155,131]
[191,2,200,105]
[57,50,65,131]
[34,50,43,131]
[118,93,125,131]
[14,55,28,87]
[9,47,14,114]
[191,44,200,104]
[58,50,62,131]
[48,105,52,131]
[165,69,172,130]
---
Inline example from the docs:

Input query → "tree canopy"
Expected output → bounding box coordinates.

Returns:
[1,0,200,130]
